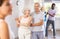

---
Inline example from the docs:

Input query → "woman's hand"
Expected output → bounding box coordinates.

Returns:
[15,18,20,27]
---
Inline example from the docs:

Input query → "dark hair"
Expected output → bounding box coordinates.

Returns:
[51,3,55,9]
[0,0,4,6]
[52,3,55,6]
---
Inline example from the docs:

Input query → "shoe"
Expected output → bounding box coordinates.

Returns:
[52,36,56,39]
[45,37,48,39]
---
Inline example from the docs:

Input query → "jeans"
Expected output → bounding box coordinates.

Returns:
[31,31,44,39]
[45,20,56,37]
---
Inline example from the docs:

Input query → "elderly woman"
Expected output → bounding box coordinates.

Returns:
[15,9,32,39]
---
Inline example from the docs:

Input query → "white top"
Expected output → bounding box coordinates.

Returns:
[31,11,44,31]
[48,9,56,21]
[20,17,31,28]
[20,17,29,24]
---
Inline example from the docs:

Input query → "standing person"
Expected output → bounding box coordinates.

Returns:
[45,3,56,38]
[31,3,44,39]
[0,0,12,39]
[15,9,32,39]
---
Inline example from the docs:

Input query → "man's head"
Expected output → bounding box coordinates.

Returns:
[51,3,56,9]
[34,3,40,12]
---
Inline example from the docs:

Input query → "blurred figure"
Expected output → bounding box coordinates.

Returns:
[31,3,44,39]
[41,6,47,38]
[15,9,32,39]
[45,3,56,39]
[0,0,12,39]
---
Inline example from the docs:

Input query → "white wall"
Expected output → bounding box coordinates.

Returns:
[55,17,60,30]
[5,0,18,39]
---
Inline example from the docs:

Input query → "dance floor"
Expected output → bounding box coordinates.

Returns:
[45,30,60,39]
[16,30,60,39]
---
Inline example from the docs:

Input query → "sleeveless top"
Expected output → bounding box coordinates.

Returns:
[20,17,31,27]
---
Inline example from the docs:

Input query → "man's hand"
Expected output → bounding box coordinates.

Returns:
[47,12,55,17]
[31,19,43,26]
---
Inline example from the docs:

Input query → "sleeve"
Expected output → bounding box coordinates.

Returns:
[40,13,44,20]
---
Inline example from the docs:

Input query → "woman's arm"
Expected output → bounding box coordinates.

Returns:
[15,18,20,27]
[0,21,10,39]
[29,16,33,26]
[15,16,22,27]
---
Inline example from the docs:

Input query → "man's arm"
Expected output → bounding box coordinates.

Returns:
[47,12,55,17]
[32,19,43,26]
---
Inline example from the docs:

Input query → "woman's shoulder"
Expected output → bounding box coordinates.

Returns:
[0,19,9,39]
[0,19,6,23]
[0,19,8,29]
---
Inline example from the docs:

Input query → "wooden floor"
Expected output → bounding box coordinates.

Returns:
[45,30,60,39]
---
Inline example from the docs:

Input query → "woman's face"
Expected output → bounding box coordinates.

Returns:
[0,0,12,16]
[24,9,30,16]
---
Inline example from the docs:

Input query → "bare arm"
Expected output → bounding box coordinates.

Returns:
[0,21,10,39]
[47,12,55,17]
[15,16,22,27]
[29,16,33,26]
[15,18,20,27]
[32,19,43,26]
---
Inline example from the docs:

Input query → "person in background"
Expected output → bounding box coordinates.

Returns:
[45,3,56,39]
[15,9,32,39]
[0,0,12,39]
[31,3,44,39]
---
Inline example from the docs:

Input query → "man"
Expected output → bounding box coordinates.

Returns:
[45,3,56,38]
[31,3,44,39]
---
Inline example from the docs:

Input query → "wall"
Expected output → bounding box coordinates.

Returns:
[5,0,18,39]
